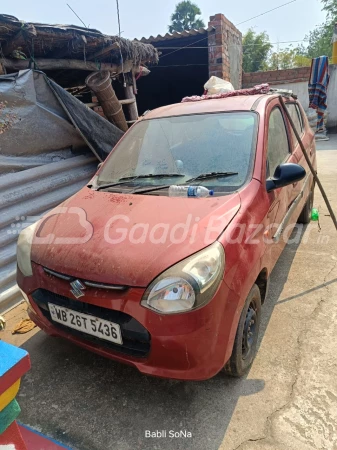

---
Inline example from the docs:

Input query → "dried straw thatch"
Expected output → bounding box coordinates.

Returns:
[0,14,159,67]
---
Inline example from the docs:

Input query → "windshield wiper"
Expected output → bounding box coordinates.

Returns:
[131,172,239,195]
[96,173,185,191]
[185,172,238,183]
[119,173,185,181]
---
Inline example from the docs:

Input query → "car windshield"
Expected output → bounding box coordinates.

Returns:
[96,112,258,193]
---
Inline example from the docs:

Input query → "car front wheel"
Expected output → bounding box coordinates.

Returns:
[223,284,261,377]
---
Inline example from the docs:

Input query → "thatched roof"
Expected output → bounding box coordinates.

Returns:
[0,14,158,68]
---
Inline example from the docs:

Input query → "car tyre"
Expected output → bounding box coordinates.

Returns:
[297,184,314,224]
[223,284,261,377]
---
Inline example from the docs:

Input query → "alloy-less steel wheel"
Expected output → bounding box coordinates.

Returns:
[223,284,261,377]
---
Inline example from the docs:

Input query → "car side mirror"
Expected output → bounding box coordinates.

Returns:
[266,163,306,192]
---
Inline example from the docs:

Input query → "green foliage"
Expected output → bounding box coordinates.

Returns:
[321,0,337,17]
[267,47,312,70]
[168,1,205,33]
[243,29,273,72]
[301,0,336,59]
[305,21,334,58]
[243,0,336,72]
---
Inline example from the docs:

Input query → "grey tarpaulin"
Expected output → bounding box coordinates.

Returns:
[0,69,125,312]
[0,69,124,168]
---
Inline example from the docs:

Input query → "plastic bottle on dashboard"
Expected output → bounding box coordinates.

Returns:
[168,185,214,198]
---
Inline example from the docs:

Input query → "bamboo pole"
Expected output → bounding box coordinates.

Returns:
[85,98,135,108]
[124,83,138,122]
[279,95,337,230]
[1,57,133,74]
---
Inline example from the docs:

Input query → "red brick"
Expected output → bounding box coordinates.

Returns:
[209,70,224,78]
[209,19,222,28]
[209,64,222,72]
[208,13,243,88]
[215,34,223,45]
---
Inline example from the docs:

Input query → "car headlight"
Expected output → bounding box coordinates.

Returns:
[141,242,225,314]
[17,222,39,277]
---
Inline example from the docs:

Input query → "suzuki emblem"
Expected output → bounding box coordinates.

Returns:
[70,279,86,299]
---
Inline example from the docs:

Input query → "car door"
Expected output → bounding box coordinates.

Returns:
[285,101,316,198]
[264,101,298,268]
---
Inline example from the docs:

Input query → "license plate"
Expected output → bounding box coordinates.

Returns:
[48,303,123,345]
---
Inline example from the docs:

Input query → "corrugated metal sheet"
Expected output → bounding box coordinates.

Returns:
[137,26,214,44]
[0,153,97,313]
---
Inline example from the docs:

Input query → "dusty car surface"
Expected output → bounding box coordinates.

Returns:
[17,93,316,380]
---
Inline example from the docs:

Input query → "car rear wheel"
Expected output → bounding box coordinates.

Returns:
[297,184,315,224]
[223,284,261,377]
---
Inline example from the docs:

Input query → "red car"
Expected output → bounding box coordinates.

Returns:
[17,93,316,380]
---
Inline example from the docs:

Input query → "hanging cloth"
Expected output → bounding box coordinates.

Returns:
[308,56,330,131]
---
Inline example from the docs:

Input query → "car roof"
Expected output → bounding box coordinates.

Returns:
[142,94,275,120]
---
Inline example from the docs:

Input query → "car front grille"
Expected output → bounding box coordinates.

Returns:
[32,289,151,358]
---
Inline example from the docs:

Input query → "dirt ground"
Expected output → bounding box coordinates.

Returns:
[2,139,337,450]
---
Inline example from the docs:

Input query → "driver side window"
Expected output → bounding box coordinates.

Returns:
[267,107,291,177]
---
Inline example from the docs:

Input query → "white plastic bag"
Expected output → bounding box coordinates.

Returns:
[204,76,234,95]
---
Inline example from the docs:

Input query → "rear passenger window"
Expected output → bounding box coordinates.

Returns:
[267,107,291,177]
[296,104,303,130]
[286,103,303,146]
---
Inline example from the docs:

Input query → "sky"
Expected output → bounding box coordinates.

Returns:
[2,0,327,50]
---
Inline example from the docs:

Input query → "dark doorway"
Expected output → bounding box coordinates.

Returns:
[136,34,210,115]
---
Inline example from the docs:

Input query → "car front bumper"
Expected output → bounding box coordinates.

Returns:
[17,262,239,380]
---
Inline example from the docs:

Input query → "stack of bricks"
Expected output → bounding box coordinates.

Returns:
[242,66,312,88]
[208,14,243,89]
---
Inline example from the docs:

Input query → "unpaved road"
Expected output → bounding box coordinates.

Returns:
[4,138,337,450]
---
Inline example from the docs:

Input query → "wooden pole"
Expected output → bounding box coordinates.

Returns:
[279,95,337,231]
[124,80,138,122]
[1,57,133,74]
[85,98,135,108]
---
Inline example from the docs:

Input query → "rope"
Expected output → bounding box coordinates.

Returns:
[116,0,126,87]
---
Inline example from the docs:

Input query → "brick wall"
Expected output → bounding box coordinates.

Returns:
[242,66,311,88]
[208,14,242,89]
